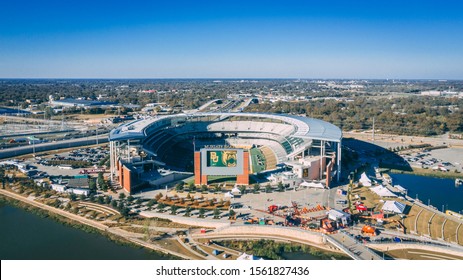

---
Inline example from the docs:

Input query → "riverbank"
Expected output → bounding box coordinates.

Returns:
[0,189,183,260]
[390,167,462,180]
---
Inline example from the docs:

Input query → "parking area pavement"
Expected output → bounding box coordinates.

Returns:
[133,185,348,223]
[401,148,463,172]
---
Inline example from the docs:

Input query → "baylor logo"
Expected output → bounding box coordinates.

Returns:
[222,151,237,167]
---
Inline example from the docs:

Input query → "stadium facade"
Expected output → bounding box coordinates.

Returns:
[108,112,342,194]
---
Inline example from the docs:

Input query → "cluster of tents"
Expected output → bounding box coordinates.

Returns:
[359,172,407,214]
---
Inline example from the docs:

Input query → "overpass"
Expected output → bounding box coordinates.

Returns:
[326,231,383,260]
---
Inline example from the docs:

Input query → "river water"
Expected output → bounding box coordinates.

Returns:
[0,202,170,260]
[390,173,463,213]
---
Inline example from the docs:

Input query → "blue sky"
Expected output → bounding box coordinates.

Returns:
[1,0,462,79]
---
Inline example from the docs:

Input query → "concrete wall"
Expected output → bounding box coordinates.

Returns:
[236,151,250,185]
[149,172,191,186]
[194,151,201,185]
[123,166,132,193]
[214,225,324,244]
[368,243,463,258]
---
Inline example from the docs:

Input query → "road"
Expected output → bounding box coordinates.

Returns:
[328,231,383,260]
[0,134,109,159]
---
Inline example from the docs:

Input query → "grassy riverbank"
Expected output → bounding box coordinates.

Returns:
[390,167,462,180]
[216,239,349,260]
[0,194,179,260]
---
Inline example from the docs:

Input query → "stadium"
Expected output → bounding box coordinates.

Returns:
[108,112,342,194]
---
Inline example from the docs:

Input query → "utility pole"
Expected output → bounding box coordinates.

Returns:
[32,137,35,156]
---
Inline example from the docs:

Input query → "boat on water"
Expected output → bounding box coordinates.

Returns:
[382,173,392,184]
[394,184,407,193]
[456,178,463,186]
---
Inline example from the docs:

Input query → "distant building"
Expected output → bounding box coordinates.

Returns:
[50,98,117,109]
[421,90,441,96]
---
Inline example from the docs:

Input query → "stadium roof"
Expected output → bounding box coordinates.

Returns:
[109,112,342,142]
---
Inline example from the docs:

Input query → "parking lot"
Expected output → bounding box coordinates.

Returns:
[401,148,463,172]
[20,145,110,177]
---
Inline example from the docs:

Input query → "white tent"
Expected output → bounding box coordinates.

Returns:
[359,172,372,187]
[299,181,325,189]
[370,185,397,197]
[381,200,406,214]
[224,192,234,198]
[237,253,264,260]
[231,186,241,194]
[328,209,351,221]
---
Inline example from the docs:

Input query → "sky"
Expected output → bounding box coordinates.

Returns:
[1,0,463,79]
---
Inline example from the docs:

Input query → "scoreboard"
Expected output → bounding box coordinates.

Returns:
[207,150,238,167]
[201,148,245,175]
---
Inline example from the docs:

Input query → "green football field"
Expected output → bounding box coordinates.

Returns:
[250,147,265,174]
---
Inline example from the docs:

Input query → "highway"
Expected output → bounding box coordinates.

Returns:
[0,134,109,159]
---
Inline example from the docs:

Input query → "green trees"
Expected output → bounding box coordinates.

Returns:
[213,208,221,219]
[253,184,260,193]
[69,192,77,201]
[88,178,97,192]
[265,184,273,193]
[214,185,222,193]
[120,205,130,218]
[199,208,206,218]
[277,181,285,192]
[184,206,192,217]
[157,202,166,212]
[188,183,196,193]
[175,182,184,192]
[0,167,5,189]
[104,196,112,204]
[201,184,208,193]
[119,193,126,200]
[238,185,246,195]
[170,205,178,215]
[229,209,236,219]
[97,172,108,191]
[146,199,156,209]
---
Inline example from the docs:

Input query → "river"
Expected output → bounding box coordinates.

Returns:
[0,201,171,260]
[390,173,463,213]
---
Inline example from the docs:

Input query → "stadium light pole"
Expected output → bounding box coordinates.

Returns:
[96,126,99,145]
[32,136,35,156]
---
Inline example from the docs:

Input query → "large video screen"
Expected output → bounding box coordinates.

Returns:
[207,150,238,167]
[201,148,244,176]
